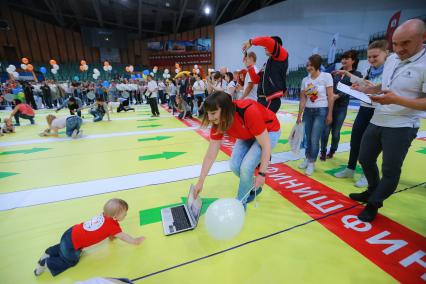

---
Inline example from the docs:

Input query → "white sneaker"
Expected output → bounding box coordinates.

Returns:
[305,162,315,176]
[355,174,368,188]
[77,129,83,138]
[298,159,309,169]
[334,168,355,178]
[71,129,78,138]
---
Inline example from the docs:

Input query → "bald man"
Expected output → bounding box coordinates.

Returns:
[349,19,426,222]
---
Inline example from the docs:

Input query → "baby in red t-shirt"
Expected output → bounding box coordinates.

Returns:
[34,198,145,277]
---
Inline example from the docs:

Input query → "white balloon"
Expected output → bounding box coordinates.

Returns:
[21,64,27,70]
[92,74,98,79]
[163,73,167,78]
[205,198,245,240]
[167,74,171,78]
[129,66,134,72]
[108,65,112,71]
[103,66,108,71]
[196,69,200,74]
[175,69,179,74]
[84,64,89,71]
[8,65,16,71]
[13,71,20,78]
[164,69,169,74]
[53,64,59,70]
[194,64,198,69]
[93,68,100,74]
[51,69,57,74]
[6,68,13,74]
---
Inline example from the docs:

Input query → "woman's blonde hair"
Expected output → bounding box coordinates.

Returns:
[200,91,235,133]
[46,114,56,126]
[103,198,128,217]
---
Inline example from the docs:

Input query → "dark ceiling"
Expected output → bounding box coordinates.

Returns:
[7,0,286,39]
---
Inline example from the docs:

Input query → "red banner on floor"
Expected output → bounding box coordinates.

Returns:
[162,105,426,282]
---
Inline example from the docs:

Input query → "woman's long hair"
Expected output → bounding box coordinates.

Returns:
[200,91,235,133]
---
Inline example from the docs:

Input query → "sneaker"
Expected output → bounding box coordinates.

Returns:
[298,159,309,169]
[319,152,326,161]
[14,123,20,126]
[326,151,335,159]
[246,187,263,203]
[334,168,354,178]
[38,252,49,262]
[305,162,315,176]
[77,130,83,138]
[349,190,370,203]
[358,203,378,222]
[71,129,78,138]
[355,174,368,188]
[34,258,47,276]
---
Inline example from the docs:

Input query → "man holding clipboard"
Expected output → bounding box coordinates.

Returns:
[348,19,426,222]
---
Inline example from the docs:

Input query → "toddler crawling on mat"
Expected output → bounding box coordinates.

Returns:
[34,198,145,277]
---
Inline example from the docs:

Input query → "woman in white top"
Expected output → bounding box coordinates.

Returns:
[40,114,83,138]
[146,75,160,117]
[192,73,206,116]
[333,40,388,187]
[167,79,178,114]
[207,71,225,95]
[297,54,334,175]
[224,72,236,99]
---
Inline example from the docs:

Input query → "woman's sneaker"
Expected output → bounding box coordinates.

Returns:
[334,168,354,178]
[355,174,368,188]
[298,159,309,169]
[305,163,315,176]
[319,152,326,161]
[34,258,48,276]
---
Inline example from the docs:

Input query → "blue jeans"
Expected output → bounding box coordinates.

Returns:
[193,93,205,115]
[14,112,35,125]
[230,131,281,206]
[65,116,83,137]
[45,228,81,276]
[303,107,328,162]
[321,106,348,153]
[90,109,104,122]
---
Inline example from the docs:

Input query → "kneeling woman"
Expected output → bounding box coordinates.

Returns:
[40,114,83,138]
[193,91,281,208]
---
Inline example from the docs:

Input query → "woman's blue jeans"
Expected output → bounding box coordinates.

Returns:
[230,131,281,205]
[303,107,328,162]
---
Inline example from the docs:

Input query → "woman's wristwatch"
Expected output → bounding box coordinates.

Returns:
[258,171,266,177]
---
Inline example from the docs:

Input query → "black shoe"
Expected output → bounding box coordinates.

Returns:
[246,187,262,203]
[326,151,335,159]
[358,204,378,222]
[349,190,370,203]
[319,152,326,161]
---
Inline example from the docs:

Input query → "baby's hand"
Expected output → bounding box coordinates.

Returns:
[109,236,116,240]
[135,236,146,245]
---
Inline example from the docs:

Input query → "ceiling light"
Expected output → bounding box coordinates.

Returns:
[204,6,210,15]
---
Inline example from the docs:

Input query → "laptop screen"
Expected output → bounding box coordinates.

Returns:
[187,185,202,224]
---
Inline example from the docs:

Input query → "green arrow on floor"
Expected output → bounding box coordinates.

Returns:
[139,197,219,226]
[0,148,51,156]
[139,151,185,161]
[137,118,159,122]
[324,164,363,176]
[278,139,288,144]
[341,131,352,135]
[137,124,161,128]
[0,172,19,179]
[416,147,426,155]
[137,136,172,142]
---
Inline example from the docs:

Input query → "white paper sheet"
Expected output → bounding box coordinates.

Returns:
[337,82,372,104]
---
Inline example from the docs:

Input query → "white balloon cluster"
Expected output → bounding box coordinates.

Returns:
[153,66,158,73]
[51,64,59,74]
[116,83,138,91]
[93,68,101,80]
[208,68,215,74]
[82,64,89,71]
[194,64,200,74]
[162,68,171,79]
[6,65,19,79]
[103,65,112,71]
[129,65,134,72]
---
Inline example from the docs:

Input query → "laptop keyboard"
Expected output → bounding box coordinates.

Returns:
[171,205,191,231]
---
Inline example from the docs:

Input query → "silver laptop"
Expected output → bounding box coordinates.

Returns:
[161,185,202,236]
